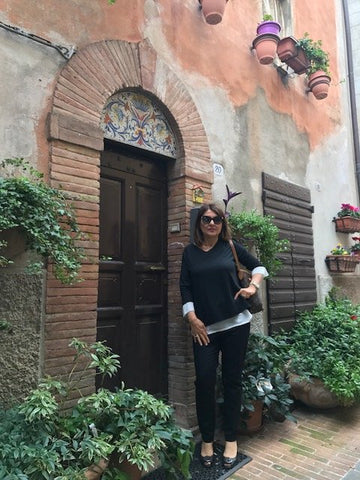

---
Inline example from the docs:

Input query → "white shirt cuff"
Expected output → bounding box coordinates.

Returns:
[182,302,195,317]
[252,266,269,278]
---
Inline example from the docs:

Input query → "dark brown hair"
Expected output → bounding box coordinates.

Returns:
[193,203,232,246]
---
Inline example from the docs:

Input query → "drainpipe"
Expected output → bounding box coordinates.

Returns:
[342,0,360,202]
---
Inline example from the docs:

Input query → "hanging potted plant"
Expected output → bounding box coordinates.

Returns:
[198,0,229,25]
[256,14,281,36]
[252,14,281,65]
[325,244,359,273]
[333,203,360,233]
[276,36,311,75]
[350,236,360,257]
[296,33,331,100]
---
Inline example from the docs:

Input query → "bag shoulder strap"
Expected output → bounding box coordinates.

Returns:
[229,239,246,280]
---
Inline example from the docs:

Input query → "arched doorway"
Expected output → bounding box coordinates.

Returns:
[46,39,212,428]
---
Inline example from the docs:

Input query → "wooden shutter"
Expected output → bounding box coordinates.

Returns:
[262,173,317,333]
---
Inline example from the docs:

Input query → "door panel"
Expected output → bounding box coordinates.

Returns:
[97,150,168,396]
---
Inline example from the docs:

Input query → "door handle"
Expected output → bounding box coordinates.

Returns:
[149,265,166,271]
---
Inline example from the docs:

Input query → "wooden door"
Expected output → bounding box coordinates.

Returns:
[97,148,168,396]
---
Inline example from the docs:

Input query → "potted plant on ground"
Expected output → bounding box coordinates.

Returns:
[253,14,281,65]
[216,333,296,435]
[325,243,358,273]
[275,290,360,408]
[333,203,360,233]
[239,333,296,433]
[0,338,194,479]
[296,33,331,100]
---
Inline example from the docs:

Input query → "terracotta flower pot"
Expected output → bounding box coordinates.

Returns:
[308,70,331,100]
[238,400,264,434]
[288,374,340,409]
[199,0,228,25]
[334,216,360,233]
[277,36,310,75]
[85,459,108,480]
[256,20,281,36]
[252,33,280,65]
[325,255,358,273]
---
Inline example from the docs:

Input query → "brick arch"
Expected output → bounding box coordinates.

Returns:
[46,39,212,427]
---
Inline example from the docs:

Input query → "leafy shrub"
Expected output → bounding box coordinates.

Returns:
[228,209,289,277]
[0,339,194,479]
[276,291,360,406]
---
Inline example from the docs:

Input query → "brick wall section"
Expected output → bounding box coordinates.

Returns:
[47,39,212,428]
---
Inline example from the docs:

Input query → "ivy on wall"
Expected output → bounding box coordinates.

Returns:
[0,158,85,284]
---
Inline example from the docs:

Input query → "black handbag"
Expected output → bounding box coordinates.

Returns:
[229,239,263,314]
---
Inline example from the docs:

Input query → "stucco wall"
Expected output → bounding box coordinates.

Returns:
[0,273,44,408]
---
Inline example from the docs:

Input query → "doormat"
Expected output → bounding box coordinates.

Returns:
[143,442,252,480]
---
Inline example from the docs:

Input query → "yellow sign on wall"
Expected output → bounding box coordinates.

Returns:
[192,185,204,204]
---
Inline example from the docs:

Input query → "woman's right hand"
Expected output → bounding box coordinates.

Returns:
[187,314,210,346]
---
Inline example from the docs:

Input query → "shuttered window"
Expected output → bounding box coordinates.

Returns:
[262,173,317,333]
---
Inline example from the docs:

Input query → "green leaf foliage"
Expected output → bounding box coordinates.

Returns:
[275,291,360,406]
[0,339,194,479]
[0,158,85,284]
[296,32,330,76]
[228,208,290,277]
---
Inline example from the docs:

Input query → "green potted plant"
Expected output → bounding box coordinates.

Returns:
[256,14,281,36]
[325,243,358,273]
[0,158,85,284]
[239,333,296,433]
[216,333,296,435]
[334,203,360,233]
[296,33,331,100]
[0,339,194,479]
[227,209,289,278]
[222,185,289,277]
[275,291,360,408]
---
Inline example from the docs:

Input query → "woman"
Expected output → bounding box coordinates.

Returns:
[180,203,268,469]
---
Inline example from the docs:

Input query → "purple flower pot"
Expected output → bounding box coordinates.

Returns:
[256,21,281,36]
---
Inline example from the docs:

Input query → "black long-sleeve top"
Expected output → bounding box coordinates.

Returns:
[179,239,265,326]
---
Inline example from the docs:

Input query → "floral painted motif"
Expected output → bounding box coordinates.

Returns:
[100,91,177,158]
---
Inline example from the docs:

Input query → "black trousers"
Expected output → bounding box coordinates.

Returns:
[193,323,250,443]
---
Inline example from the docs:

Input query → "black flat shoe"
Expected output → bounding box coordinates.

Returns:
[200,454,214,468]
[223,455,237,470]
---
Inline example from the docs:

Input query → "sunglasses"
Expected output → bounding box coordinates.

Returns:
[201,215,223,225]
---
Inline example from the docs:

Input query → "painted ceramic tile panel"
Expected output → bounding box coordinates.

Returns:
[100,91,177,158]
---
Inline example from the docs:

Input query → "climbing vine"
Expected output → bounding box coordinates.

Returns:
[0,158,85,284]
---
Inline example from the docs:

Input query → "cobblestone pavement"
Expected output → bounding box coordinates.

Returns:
[228,403,360,480]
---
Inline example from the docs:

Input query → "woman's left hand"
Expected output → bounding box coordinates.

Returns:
[234,284,257,300]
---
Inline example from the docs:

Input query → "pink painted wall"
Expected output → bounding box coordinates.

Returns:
[1,0,339,151]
